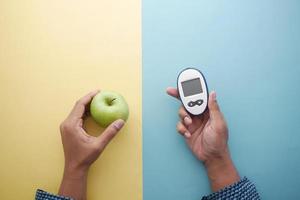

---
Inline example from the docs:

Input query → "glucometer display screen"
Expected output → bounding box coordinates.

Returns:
[181,78,203,97]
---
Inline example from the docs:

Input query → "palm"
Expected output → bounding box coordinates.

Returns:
[166,87,229,162]
[185,110,228,162]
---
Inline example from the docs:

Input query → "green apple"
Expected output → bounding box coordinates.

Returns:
[90,90,129,127]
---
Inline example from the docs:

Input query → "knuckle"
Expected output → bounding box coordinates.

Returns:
[106,128,117,139]
[75,100,81,106]
[179,107,186,117]
[215,122,228,134]
[110,124,119,132]
[100,128,118,145]
[105,123,118,134]
[176,122,180,130]
[178,107,182,114]
[99,136,111,148]
[221,123,228,133]
[176,122,184,133]
[59,121,73,133]
[92,143,101,152]
[100,137,109,147]
[59,122,66,132]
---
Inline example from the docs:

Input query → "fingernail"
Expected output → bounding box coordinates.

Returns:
[184,132,191,138]
[211,91,217,101]
[114,119,125,130]
[184,116,192,125]
[166,87,172,94]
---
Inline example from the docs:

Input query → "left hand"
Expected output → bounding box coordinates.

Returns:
[60,90,125,172]
[58,90,125,200]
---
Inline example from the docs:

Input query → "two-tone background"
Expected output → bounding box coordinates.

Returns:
[0,0,299,199]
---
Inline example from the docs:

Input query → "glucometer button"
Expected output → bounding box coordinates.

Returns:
[188,99,203,107]
[188,101,193,107]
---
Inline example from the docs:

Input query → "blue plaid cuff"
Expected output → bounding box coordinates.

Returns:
[35,189,73,200]
[36,177,259,200]
[202,177,260,200]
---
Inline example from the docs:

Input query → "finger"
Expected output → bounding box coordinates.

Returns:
[178,106,192,126]
[78,119,83,127]
[166,87,179,99]
[69,90,100,120]
[97,119,125,150]
[176,121,191,138]
[208,91,223,122]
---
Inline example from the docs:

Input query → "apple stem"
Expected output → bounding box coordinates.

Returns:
[109,98,116,106]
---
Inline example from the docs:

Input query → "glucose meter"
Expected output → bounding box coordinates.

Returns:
[177,68,208,115]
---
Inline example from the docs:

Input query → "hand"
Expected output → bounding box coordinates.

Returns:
[58,90,125,200]
[166,87,240,191]
[166,87,228,162]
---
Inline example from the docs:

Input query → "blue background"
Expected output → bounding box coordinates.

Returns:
[143,0,300,199]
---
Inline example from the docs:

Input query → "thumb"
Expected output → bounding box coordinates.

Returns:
[208,91,223,122]
[97,119,125,150]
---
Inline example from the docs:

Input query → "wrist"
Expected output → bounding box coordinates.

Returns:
[204,150,240,192]
[58,163,89,199]
[204,148,231,169]
[63,163,89,180]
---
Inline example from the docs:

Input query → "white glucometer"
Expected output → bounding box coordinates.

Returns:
[177,68,208,115]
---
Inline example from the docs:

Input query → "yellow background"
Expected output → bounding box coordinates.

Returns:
[0,0,141,199]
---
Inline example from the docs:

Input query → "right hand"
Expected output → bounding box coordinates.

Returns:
[166,87,240,191]
[166,87,229,163]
